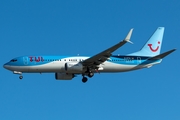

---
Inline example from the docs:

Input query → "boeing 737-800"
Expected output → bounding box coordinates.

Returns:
[3,27,176,83]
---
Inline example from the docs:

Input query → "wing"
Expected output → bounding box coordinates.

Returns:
[82,29,133,68]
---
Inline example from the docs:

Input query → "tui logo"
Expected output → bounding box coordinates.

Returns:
[148,41,160,52]
[29,56,44,62]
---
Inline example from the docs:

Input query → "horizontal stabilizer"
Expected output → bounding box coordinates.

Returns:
[149,49,176,60]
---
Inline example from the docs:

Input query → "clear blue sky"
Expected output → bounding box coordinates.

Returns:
[0,0,179,120]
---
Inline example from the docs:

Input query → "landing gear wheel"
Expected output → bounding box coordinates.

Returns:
[88,72,94,78]
[82,77,88,83]
[19,76,23,79]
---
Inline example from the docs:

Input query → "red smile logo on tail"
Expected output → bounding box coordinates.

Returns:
[148,41,160,52]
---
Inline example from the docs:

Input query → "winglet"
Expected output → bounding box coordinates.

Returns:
[124,29,133,44]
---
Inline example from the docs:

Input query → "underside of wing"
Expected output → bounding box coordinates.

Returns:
[82,29,133,69]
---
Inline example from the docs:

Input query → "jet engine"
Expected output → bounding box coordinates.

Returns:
[55,73,74,80]
[65,62,83,72]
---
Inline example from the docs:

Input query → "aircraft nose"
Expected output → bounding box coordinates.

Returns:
[3,64,7,69]
[3,63,9,69]
[3,62,13,71]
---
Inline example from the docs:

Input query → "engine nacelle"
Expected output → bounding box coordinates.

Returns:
[65,62,83,72]
[55,73,74,80]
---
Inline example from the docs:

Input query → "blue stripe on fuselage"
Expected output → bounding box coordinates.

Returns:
[110,56,161,65]
[6,55,161,66]
[108,56,135,65]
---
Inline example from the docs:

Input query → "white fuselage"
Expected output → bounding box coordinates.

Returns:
[3,56,161,74]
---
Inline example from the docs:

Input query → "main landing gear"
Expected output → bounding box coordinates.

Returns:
[88,72,94,78]
[82,72,94,83]
[82,77,88,83]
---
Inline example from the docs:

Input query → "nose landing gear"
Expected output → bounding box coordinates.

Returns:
[19,76,23,79]
[13,71,23,80]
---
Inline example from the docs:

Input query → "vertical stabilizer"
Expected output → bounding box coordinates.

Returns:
[130,27,164,57]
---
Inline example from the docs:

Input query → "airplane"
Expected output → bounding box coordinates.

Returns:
[3,27,176,83]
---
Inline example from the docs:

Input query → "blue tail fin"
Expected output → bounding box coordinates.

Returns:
[130,27,164,57]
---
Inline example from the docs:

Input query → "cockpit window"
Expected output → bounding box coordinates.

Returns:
[10,59,17,62]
